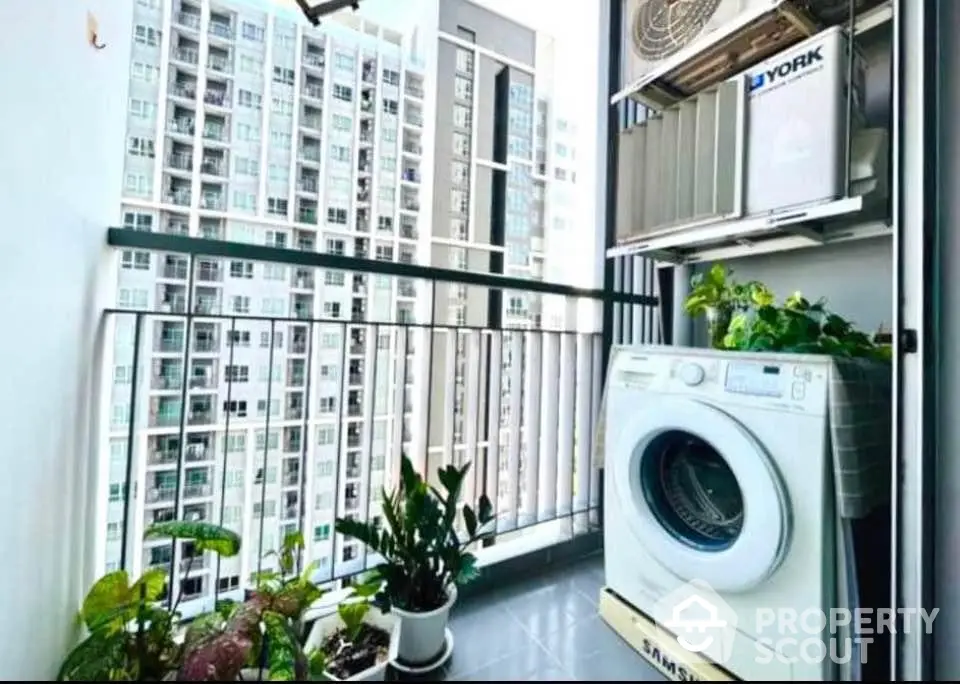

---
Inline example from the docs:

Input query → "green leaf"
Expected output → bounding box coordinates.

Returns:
[80,571,133,631]
[462,505,478,539]
[338,601,370,642]
[145,520,241,557]
[455,553,480,584]
[57,629,132,681]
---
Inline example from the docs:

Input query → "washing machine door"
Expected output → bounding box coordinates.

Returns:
[611,396,791,593]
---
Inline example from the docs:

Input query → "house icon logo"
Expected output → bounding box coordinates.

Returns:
[652,580,738,665]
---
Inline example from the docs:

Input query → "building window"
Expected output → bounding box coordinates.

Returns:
[333,84,353,102]
[453,132,470,157]
[334,52,356,71]
[225,365,250,383]
[238,90,262,109]
[241,22,265,42]
[134,25,162,47]
[272,66,295,85]
[326,207,348,224]
[454,76,472,101]
[453,104,471,130]
[121,251,150,270]
[455,47,474,74]
[451,161,469,186]
[382,69,400,86]
[329,144,351,162]
[382,100,398,115]
[332,114,352,131]
[229,260,254,279]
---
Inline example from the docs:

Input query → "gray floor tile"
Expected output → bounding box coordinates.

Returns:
[456,642,560,681]
[445,599,534,677]
[392,553,665,681]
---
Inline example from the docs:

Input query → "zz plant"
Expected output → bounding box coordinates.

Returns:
[57,520,241,681]
[335,455,495,613]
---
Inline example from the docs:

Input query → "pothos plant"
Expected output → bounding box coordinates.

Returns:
[176,531,324,681]
[685,264,892,362]
[335,455,495,613]
[57,520,241,681]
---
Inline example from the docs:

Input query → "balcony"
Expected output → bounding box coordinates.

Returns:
[53,227,658,679]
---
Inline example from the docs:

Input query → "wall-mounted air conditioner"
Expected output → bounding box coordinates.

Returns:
[616,0,887,109]
[616,26,889,255]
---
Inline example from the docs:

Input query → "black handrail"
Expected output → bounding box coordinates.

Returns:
[107,228,658,307]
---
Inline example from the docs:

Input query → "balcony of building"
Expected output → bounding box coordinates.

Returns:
[303,42,325,71]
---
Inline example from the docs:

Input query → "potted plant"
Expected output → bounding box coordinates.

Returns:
[177,532,325,681]
[304,575,398,681]
[684,264,773,350]
[57,520,241,681]
[685,264,892,361]
[334,456,495,670]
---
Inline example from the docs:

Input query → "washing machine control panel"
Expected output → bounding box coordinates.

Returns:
[724,361,785,397]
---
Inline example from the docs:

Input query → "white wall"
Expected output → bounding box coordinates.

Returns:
[0,0,131,677]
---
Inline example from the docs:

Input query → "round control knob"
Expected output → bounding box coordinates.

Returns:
[679,363,706,386]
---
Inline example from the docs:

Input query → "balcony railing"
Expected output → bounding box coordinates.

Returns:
[103,228,657,612]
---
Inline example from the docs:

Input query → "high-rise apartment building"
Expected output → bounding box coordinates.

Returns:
[105,0,580,615]
[422,0,581,528]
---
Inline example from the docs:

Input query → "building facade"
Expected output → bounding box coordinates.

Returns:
[106,0,580,614]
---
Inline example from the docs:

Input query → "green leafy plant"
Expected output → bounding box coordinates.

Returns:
[177,531,323,681]
[305,575,387,680]
[337,574,382,642]
[57,521,241,681]
[335,455,495,613]
[684,264,774,349]
[685,265,892,361]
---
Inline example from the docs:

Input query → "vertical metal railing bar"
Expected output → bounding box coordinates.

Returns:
[167,253,196,609]
[296,320,316,574]
[557,332,576,518]
[120,312,144,572]
[359,323,379,573]
[537,331,560,522]
[255,319,277,578]
[422,280,437,479]
[482,330,502,547]
[463,330,482,507]
[590,336,604,526]
[390,327,409,494]
[213,316,238,604]
[442,330,458,470]
[329,323,348,581]
[504,332,524,532]
[521,331,542,527]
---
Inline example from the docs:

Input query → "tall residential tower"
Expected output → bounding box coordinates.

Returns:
[106,0,580,614]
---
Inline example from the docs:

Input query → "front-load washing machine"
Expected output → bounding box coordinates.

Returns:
[602,346,890,681]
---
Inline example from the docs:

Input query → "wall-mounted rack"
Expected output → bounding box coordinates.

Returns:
[609,0,893,264]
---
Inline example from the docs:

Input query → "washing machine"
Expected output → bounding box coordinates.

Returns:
[603,346,878,682]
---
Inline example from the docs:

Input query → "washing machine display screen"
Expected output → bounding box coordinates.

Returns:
[724,361,783,397]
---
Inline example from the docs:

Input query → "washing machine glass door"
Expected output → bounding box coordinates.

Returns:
[612,396,791,593]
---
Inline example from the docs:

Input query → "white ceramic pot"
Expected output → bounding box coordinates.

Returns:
[391,585,457,667]
[304,608,399,681]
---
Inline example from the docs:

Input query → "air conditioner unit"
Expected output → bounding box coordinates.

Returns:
[616,0,887,110]
[616,26,889,253]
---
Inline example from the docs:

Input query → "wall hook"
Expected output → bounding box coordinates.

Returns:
[87,11,106,50]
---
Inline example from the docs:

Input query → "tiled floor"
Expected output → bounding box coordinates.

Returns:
[394,554,666,681]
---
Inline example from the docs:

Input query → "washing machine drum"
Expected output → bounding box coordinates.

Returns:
[612,397,791,593]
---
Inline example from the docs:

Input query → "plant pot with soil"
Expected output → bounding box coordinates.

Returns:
[304,580,398,682]
[335,456,495,671]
